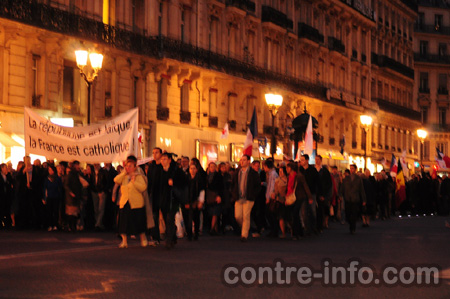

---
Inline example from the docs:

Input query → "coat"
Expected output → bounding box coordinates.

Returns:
[231,167,261,202]
[114,171,147,209]
[341,174,366,204]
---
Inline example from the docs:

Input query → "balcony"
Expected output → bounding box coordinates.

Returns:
[373,97,421,121]
[209,116,218,128]
[361,53,366,63]
[180,111,191,124]
[371,53,414,79]
[438,88,449,95]
[414,53,450,65]
[414,24,450,35]
[430,123,450,132]
[157,107,169,121]
[226,0,255,13]
[328,37,345,54]
[229,120,236,130]
[419,87,430,94]
[298,22,324,44]
[339,0,375,21]
[261,5,293,30]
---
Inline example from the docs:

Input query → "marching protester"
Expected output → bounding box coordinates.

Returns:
[232,155,261,242]
[299,154,321,236]
[114,155,148,248]
[341,164,366,234]
[0,163,14,229]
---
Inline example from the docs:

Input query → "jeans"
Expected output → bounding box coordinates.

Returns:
[301,194,317,235]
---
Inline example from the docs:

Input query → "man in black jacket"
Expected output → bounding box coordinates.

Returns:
[315,155,332,232]
[299,154,321,236]
[232,155,261,242]
[147,147,163,243]
[159,153,186,249]
[341,164,366,234]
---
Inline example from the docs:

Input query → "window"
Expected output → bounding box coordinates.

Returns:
[132,0,144,34]
[351,124,357,149]
[209,89,217,117]
[439,43,447,58]
[439,108,447,126]
[63,62,79,114]
[158,2,163,36]
[421,107,428,124]
[435,14,443,31]
[419,72,429,93]
[418,13,424,29]
[228,93,236,121]
[157,78,168,107]
[181,10,185,43]
[361,76,367,98]
[420,41,428,56]
[133,76,138,107]
[180,83,189,112]
[439,74,447,94]
[31,55,40,107]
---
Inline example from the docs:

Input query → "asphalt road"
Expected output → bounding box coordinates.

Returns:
[0,216,449,298]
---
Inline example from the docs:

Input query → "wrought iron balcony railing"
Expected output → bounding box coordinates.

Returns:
[0,0,326,102]
[339,0,375,21]
[226,0,255,13]
[328,37,345,54]
[414,53,450,65]
[414,23,450,35]
[438,88,449,95]
[261,5,293,30]
[371,53,414,79]
[372,97,421,121]
[209,116,218,128]
[419,87,430,94]
[157,107,169,121]
[180,111,191,124]
[298,22,324,44]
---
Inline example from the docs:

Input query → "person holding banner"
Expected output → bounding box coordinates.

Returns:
[114,155,148,248]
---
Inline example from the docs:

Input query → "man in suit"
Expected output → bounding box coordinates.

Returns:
[341,164,366,234]
[232,155,261,242]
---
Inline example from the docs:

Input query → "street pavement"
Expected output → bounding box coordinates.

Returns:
[0,216,449,298]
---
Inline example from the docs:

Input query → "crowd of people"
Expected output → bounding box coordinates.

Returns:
[1,149,449,249]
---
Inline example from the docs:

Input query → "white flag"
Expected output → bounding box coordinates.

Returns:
[221,123,229,139]
[304,115,313,155]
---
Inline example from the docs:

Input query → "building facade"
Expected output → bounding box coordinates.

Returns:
[0,0,422,173]
[414,0,450,169]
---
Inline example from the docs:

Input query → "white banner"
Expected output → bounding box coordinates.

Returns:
[24,107,139,163]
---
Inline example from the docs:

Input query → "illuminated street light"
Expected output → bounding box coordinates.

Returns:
[360,114,373,170]
[265,93,283,160]
[417,129,428,166]
[75,49,103,124]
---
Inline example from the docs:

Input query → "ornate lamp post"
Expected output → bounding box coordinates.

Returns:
[360,114,373,170]
[75,50,103,124]
[265,93,283,160]
[417,129,428,166]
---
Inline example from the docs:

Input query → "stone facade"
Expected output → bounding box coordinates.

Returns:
[0,0,423,172]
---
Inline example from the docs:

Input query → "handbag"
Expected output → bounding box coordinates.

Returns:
[285,182,297,206]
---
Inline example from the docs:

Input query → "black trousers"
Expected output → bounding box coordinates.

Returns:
[181,205,200,239]
[345,201,360,233]
[289,199,303,237]
[252,196,266,233]
[162,208,177,245]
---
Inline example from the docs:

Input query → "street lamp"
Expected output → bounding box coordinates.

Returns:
[265,93,283,160]
[360,114,373,170]
[75,49,103,124]
[417,128,428,166]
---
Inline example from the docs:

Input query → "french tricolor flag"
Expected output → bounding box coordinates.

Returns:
[243,107,257,157]
[436,148,450,168]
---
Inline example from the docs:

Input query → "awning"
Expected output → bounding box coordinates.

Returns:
[0,132,21,147]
